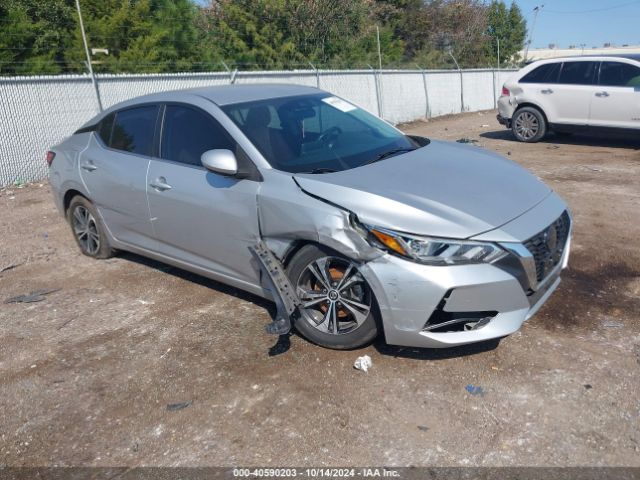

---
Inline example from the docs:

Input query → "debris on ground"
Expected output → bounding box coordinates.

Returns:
[465,384,485,396]
[582,165,602,172]
[480,124,490,128]
[5,288,60,304]
[166,402,192,412]
[0,263,22,275]
[353,355,372,373]
[268,334,291,357]
[417,425,430,432]
[584,384,593,390]
[456,137,478,144]
[601,320,624,328]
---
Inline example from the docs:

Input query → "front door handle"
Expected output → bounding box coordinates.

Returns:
[541,88,554,94]
[149,177,172,191]
[80,161,97,172]
[595,91,610,97]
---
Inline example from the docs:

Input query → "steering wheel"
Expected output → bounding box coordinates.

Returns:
[318,126,343,148]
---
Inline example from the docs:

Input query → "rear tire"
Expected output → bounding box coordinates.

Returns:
[67,196,114,259]
[512,106,547,143]
[286,244,379,350]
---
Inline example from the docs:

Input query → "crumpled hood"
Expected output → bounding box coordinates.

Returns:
[294,140,551,239]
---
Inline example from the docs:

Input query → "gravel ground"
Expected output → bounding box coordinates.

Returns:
[1,110,639,467]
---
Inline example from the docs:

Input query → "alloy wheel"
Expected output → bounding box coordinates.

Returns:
[514,111,539,140]
[296,256,372,335]
[72,205,100,255]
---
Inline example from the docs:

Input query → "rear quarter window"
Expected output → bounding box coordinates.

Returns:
[96,113,114,145]
[520,62,561,83]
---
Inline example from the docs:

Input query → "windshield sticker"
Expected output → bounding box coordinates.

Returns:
[322,96,357,112]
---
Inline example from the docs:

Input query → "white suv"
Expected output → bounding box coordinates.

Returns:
[497,55,640,142]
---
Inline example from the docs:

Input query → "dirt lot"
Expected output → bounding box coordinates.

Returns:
[1,111,639,468]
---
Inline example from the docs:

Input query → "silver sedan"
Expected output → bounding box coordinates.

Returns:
[48,84,571,350]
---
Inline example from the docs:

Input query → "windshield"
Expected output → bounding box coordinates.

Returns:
[222,93,418,173]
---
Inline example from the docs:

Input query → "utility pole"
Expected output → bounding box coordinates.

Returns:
[524,5,543,63]
[497,37,501,68]
[75,0,102,112]
[376,25,382,70]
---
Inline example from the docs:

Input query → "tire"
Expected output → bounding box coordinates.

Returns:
[286,244,379,349]
[67,196,114,259]
[511,106,547,143]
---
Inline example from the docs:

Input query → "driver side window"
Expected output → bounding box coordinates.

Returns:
[160,105,235,167]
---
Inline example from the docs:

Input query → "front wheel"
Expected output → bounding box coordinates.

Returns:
[286,245,379,349]
[512,106,547,143]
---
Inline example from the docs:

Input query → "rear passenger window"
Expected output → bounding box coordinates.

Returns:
[161,105,235,167]
[520,62,561,83]
[111,105,158,155]
[599,61,640,87]
[557,61,597,85]
[97,113,114,145]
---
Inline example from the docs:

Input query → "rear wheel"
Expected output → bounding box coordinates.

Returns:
[286,245,379,349]
[67,196,114,259]
[512,106,547,143]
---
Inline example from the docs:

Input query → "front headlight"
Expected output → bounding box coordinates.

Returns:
[361,224,507,266]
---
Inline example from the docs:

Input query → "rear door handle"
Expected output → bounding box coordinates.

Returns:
[541,89,553,94]
[80,161,97,172]
[149,177,172,191]
[595,91,610,97]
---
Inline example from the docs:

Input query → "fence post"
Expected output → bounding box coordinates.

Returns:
[221,61,237,84]
[459,70,465,112]
[369,64,383,118]
[309,62,320,89]
[492,69,497,108]
[417,64,430,119]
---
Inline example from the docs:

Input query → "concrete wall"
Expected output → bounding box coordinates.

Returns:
[0,68,517,186]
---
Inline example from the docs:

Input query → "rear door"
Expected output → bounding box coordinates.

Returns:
[79,105,158,247]
[589,60,640,130]
[146,103,261,285]
[546,61,599,125]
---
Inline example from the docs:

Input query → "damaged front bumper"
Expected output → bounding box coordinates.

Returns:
[359,245,567,348]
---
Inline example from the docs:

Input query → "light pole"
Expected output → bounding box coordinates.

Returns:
[75,0,102,111]
[376,25,382,70]
[524,5,544,63]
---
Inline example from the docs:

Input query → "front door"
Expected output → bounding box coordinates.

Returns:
[146,104,261,286]
[590,60,640,130]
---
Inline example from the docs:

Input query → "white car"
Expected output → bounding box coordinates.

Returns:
[497,55,640,142]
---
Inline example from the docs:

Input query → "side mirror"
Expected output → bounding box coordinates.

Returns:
[201,149,238,176]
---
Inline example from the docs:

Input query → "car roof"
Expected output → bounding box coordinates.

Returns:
[527,54,640,65]
[81,83,323,128]
[120,83,321,109]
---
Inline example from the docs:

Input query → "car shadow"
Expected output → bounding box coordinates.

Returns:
[117,252,502,359]
[480,129,640,149]
[117,251,275,314]
[372,336,502,361]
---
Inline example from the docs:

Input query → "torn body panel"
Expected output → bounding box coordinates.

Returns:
[256,170,383,263]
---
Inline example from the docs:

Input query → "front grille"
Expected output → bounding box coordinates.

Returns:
[524,211,571,282]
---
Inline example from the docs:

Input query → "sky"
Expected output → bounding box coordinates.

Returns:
[514,0,640,49]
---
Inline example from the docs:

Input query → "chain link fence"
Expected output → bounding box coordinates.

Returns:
[0,68,516,187]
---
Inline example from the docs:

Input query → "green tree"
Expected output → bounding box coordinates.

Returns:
[486,0,526,66]
[0,0,77,75]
